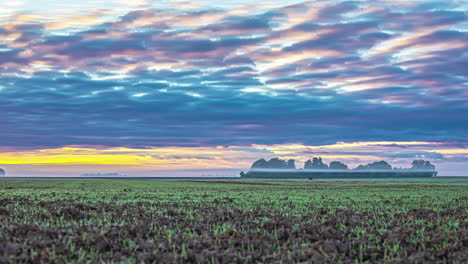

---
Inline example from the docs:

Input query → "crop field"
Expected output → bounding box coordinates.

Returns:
[0,178,467,263]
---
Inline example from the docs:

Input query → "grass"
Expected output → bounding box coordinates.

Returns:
[0,178,467,263]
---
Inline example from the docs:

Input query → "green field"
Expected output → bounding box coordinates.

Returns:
[0,179,467,263]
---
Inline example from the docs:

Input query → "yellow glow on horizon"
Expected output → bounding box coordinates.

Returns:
[0,142,462,168]
[0,146,247,168]
[0,152,154,165]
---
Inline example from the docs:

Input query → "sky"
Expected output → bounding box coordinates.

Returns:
[0,0,467,176]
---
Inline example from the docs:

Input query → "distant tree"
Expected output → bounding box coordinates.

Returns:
[268,158,286,168]
[304,157,328,169]
[355,161,392,170]
[251,158,268,168]
[251,158,294,169]
[424,161,435,170]
[329,161,348,170]
[313,157,329,169]
[355,164,367,170]
[0,168,4,176]
[240,171,246,177]
[369,161,392,170]
[411,160,436,171]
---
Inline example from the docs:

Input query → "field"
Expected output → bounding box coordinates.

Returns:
[0,178,467,263]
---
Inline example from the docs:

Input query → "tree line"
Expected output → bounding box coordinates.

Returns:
[250,158,436,171]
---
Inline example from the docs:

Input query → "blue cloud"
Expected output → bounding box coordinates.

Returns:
[0,0,467,152]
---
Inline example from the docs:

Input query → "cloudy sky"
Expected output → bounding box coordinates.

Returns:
[0,0,467,176]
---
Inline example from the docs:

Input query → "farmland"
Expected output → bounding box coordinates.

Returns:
[0,179,467,263]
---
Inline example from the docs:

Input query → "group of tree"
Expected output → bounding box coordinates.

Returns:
[410,160,436,171]
[0,168,5,176]
[250,158,436,171]
[355,160,392,170]
[304,158,349,170]
[304,157,329,169]
[251,158,296,169]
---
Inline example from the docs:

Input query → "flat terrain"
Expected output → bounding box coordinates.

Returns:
[0,179,466,263]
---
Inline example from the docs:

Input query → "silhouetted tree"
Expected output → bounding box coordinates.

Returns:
[0,168,5,176]
[355,161,392,170]
[329,161,348,170]
[304,157,328,169]
[411,160,436,171]
[251,158,295,169]
[268,158,286,168]
[314,157,328,169]
[240,171,246,177]
[371,161,392,170]
[355,165,367,170]
[251,158,268,168]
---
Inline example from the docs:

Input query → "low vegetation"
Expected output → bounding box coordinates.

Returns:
[0,179,466,263]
